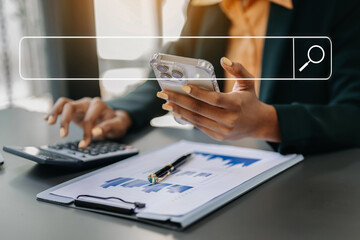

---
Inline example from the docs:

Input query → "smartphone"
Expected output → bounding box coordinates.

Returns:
[150,53,220,124]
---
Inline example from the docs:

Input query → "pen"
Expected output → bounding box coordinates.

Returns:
[148,153,192,183]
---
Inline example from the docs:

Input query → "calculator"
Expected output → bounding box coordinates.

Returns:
[3,140,139,168]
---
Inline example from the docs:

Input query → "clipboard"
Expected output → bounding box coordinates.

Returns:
[37,142,303,230]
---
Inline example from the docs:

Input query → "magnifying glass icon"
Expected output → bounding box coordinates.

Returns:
[299,45,325,72]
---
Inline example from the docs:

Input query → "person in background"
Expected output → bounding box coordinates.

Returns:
[44,0,360,154]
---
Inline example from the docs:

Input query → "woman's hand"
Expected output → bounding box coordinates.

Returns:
[44,97,132,148]
[156,57,281,142]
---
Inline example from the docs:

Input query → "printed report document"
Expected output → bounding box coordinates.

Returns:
[51,141,303,217]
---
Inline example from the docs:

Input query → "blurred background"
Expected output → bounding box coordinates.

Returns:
[0,0,189,112]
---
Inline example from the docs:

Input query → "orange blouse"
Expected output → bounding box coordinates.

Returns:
[192,0,293,93]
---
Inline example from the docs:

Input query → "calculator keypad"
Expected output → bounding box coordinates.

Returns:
[41,141,137,162]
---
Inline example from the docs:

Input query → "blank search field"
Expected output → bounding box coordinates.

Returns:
[19,36,332,80]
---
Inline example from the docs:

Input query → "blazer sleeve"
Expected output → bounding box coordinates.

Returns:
[273,1,360,154]
[106,79,165,131]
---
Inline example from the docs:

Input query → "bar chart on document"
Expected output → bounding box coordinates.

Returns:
[51,141,296,216]
[101,152,259,192]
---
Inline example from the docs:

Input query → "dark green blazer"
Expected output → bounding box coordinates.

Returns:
[107,0,360,154]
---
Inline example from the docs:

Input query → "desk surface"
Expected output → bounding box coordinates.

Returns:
[1,107,360,240]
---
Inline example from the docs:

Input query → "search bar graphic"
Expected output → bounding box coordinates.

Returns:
[19,36,332,80]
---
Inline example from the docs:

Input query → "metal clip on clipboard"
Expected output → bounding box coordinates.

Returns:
[74,195,146,215]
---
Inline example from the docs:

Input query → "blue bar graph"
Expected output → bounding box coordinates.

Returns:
[101,177,133,188]
[143,183,172,193]
[101,177,194,194]
[194,172,212,177]
[194,152,260,167]
[167,185,193,193]
[121,179,149,188]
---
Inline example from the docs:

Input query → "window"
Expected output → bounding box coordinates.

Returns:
[94,0,189,100]
[0,0,50,112]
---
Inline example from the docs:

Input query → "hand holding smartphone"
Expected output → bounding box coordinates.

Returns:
[150,53,220,124]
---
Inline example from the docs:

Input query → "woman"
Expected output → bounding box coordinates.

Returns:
[45,0,360,154]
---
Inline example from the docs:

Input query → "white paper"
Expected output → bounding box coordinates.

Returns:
[51,141,298,216]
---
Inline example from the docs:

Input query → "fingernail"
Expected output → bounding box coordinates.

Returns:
[60,128,66,138]
[156,92,168,100]
[48,115,54,124]
[92,127,103,137]
[162,104,173,111]
[78,140,86,149]
[182,85,191,94]
[173,112,182,119]
[221,57,232,67]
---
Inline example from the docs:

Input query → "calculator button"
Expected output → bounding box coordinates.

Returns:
[90,150,99,156]
[38,155,49,160]
[49,145,63,150]
[63,143,71,148]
